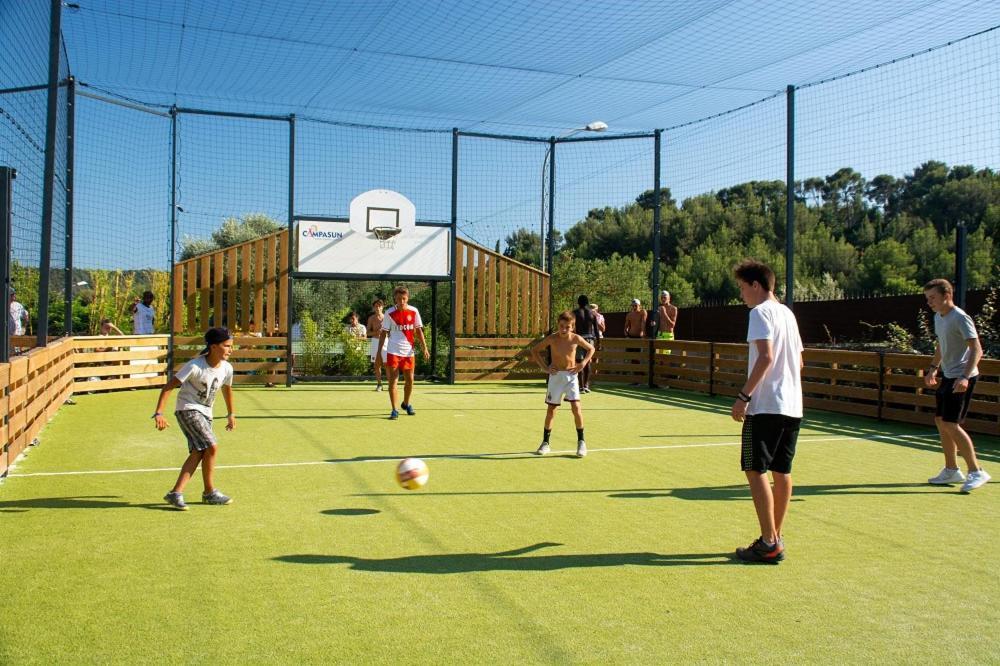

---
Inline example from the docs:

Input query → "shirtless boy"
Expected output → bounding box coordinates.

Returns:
[531,311,595,458]
[366,299,386,391]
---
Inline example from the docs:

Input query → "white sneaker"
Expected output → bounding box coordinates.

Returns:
[961,469,991,493]
[535,442,550,455]
[928,467,965,485]
[576,440,587,458]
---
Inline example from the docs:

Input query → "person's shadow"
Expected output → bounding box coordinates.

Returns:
[610,482,943,501]
[274,542,733,573]
[0,495,179,512]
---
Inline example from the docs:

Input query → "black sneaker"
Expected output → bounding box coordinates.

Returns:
[736,537,784,564]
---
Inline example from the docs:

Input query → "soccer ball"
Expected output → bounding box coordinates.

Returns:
[396,457,429,490]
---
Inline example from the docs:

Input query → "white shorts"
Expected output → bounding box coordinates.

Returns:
[546,371,580,405]
[369,338,387,362]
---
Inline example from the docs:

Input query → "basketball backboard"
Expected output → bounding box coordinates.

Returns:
[296,189,451,279]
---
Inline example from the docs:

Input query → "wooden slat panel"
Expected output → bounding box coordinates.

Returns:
[173,335,287,345]
[801,381,878,401]
[213,251,224,328]
[498,260,508,335]
[81,375,166,392]
[173,348,288,360]
[520,268,530,335]
[486,253,496,335]
[240,243,252,331]
[278,229,289,334]
[265,234,277,334]
[253,239,265,333]
[198,256,211,333]
[454,372,546,381]
[74,349,168,363]
[464,244,475,334]
[454,251,465,335]
[804,349,880,366]
[226,247,238,331]
[73,335,170,348]
[186,260,197,333]
[454,337,539,346]
[232,374,287,384]
[172,266,184,333]
[476,249,486,334]
[805,397,880,418]
[74,363,168,379]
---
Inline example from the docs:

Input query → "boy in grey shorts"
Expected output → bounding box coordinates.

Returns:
[923,279,990,493]
[153,327,237,510]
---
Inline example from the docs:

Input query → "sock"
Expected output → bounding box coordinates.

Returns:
[576,428,584,441]
[543,429,551,443]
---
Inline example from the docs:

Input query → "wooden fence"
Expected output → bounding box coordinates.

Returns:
[1,337,75,476]
[455,239,549,337]
[72,335,170,392]
[454,336,545,381]
[458,336,1000,436]
[172,229,289,335]
[172,335,289,385]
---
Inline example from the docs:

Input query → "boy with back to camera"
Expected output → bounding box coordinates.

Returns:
[531,311,595,458]
[153,327,236,510]
[923,278,990,492]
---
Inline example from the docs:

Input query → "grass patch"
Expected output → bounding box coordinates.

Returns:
[1,382,997,663]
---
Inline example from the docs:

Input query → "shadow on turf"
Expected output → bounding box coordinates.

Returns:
[321,508,380,516]
[326,451,556,464]
[275,542,734,572]
[0,495,177,512]
[597,384,1000,464]
[611,482,949,501]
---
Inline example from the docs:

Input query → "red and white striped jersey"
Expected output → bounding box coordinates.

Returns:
[382,305,423,357]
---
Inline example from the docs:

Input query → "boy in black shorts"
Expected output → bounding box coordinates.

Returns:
[923,278,989,493]
[730,261,804,564]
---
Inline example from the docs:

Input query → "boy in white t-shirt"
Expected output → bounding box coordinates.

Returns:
[153,327,236,510]
[377,286,429,420]
[730,260,803,564]
[131,291,155,334]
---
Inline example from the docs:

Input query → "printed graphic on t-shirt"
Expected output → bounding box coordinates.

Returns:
[383,305,422,357]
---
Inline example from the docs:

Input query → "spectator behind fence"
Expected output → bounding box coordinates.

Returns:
[345,311,367,339]
[624,299,646,339]
[131,291,155,334]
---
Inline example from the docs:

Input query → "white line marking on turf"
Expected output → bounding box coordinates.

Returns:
[4,435,885,479]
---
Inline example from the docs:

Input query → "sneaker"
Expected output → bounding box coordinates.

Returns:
[961,469,991,493]
[928,467,965,485]
[576,440,587,458]
[402,403,415,416]
[389,409,399,420]
[535,442,550,455]
[374,385,382,392]
[581,387,590,394]
[202,489,232,505]
[163,491,188,511]
[736,537,784,564]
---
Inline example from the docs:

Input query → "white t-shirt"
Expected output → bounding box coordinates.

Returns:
[345,323,367,338]
[10,301,27,335]
[746,299,803,418]
[133,303,155,334]
[174,355,234,417]
[382,305,423,357]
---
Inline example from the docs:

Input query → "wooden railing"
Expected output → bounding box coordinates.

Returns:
[1,337,75,476]
[172,335,288,385]
[72,335,170,392]
[456,336,1000,436]
[172,229,289,335]
[455,239,549,337]
[454,336,545,381]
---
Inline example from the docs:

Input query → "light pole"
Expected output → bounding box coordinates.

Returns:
[540,121,607,272]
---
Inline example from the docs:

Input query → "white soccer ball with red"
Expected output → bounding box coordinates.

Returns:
[396,458,429,490]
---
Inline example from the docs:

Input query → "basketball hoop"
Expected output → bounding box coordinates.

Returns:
[372,226,402,250]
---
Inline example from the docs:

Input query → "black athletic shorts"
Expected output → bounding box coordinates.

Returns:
[740,413,801,474]
[576,336,597,362]
[935,376,977,424]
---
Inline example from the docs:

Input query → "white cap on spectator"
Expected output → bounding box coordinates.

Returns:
[631,298,640,305]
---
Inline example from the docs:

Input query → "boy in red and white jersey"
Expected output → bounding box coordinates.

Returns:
[377,285,430,420]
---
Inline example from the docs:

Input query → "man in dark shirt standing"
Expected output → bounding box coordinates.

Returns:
[573,295,599,393]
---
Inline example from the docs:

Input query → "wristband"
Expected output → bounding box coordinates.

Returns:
[152,412,163,418]
[226,413,235,418]
[737,392,751,403]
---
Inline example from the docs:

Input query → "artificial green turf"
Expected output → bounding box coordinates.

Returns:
[1,382,997,664]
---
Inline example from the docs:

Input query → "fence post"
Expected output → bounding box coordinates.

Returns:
[286,115,295,387]
[37,0,64,347]
[877,351,885,421]
[785,84,795,309]
[708,341,715,397]
[954,222,967,309]
[168,107,178,375]
[64,76,75,334]
[0,167,14,363]
[449,129,459,384]
[651,130,662,301]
